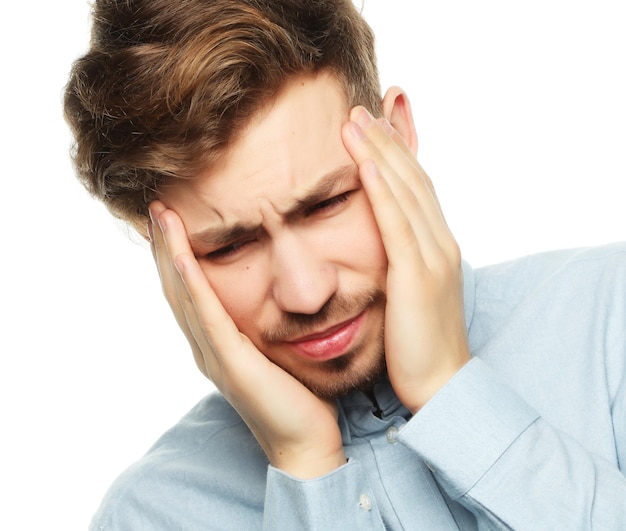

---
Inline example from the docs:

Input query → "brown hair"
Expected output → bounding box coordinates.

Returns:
[64,0,381,235]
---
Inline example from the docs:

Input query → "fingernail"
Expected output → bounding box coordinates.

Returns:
[353,106,374,129]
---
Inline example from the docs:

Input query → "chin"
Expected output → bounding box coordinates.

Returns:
[291,341,387,400]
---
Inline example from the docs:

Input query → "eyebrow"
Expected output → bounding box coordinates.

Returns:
[188,164,357,251]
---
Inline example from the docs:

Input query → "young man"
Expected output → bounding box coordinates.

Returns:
[65,0,625,528]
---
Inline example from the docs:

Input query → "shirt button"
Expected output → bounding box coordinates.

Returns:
[386,426,399,444]
[359,494,372,511]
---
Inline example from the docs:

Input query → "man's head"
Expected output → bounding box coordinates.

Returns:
[160,72,412,398]
[64,0,381,236]
[66,0,420,398]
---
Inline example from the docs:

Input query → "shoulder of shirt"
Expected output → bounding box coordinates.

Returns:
[90,391,267,529]
[466,241,626,356]
[477,240,626,269]
[472,241,626,292]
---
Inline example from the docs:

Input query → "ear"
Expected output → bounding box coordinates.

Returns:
[381,87,418,155]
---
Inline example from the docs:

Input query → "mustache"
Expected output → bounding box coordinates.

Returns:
[261,288,386,344]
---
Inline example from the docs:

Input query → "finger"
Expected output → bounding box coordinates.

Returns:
[357,158,428,274]
[377,118,439,205]
[156,207,248,365]
[153,204,225,379]
[169,253,224,381]
[149,202,207,375]
[149,201,190,321]
[342,119,446,268]
[342,109,459,265]
[374,126,458,262]
[352,108,433,201]
[348,107,447,232]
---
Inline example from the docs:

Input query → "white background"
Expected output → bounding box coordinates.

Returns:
[2,1,624,528]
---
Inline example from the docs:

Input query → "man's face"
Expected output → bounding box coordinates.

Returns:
[160,72,388,398]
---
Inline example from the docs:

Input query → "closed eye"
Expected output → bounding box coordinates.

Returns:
[199,190,356,261]
[205,239,255,261]
[304,191,353,216]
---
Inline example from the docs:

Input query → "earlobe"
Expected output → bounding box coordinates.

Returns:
[381,87,418,155]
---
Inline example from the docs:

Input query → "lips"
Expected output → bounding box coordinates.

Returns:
[286,311,365,361]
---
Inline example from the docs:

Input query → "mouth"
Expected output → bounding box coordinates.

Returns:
[285,311,366,361]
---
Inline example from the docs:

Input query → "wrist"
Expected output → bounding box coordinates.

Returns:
[397,355,470,414]
[271,449,347,479]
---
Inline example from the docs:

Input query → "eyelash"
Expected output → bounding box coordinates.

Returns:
[205,191,354,261]
[205,239,252,261]
[305,191,352,216]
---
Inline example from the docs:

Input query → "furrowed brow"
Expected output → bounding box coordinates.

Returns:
[283,164,357,222]
[189,223,263,251]
[188,163,357,250]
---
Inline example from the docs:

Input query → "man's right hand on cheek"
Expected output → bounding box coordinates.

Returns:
[148,201,346,479]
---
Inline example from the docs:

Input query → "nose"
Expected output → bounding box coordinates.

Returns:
[270,231,337,315]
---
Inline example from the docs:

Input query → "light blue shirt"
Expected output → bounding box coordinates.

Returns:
[91,243,626,530]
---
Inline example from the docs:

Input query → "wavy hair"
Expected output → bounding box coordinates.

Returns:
[64,0,381,234]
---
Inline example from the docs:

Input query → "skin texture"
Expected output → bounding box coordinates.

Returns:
[149,72,470,478]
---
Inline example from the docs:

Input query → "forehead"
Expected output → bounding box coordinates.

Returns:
[159,72,354,234]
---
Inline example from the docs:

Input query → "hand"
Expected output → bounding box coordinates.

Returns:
[341,106,470,413]
[148,201,345,478]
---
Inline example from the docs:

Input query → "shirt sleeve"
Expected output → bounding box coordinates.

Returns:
[263,459,386,530]
[398,358,626,529]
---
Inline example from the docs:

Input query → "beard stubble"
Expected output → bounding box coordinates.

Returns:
[260,288,387,399]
